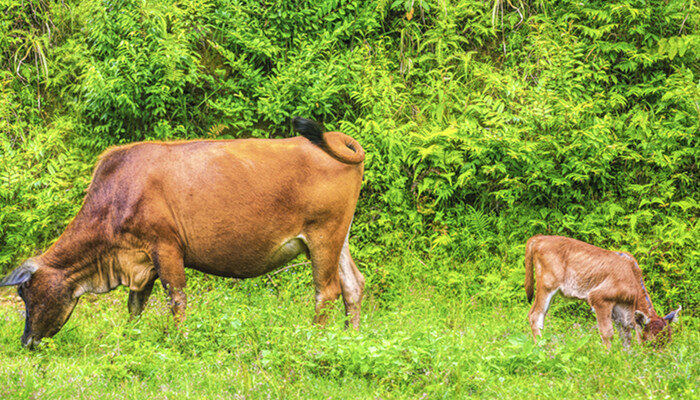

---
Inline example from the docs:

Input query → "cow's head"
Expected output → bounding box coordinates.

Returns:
[635,307,682,347]
[0,259,78,349]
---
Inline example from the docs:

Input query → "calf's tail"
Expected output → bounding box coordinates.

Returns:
[525,239,535,303]
[293,117,365,164]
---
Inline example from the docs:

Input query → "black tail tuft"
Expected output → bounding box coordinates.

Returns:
[293,117,324,146]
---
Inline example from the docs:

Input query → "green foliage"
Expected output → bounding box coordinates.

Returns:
[0,0,698,315]
[76,0,202,142]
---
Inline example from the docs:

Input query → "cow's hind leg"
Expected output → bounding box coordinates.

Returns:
[128,279,155,318]
[151,244,187,325]
[528,287,558,339]
[339,236,365,330]
[306,236,343,326]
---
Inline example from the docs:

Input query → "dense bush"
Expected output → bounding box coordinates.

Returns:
[1,0,698,313]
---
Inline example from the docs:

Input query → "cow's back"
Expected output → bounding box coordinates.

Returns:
[84,137,363,277]
[530,235,639,301]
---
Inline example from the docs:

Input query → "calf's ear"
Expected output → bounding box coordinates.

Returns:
[634,310,650,328]
[663,306,681,324]
[0,261,39,287]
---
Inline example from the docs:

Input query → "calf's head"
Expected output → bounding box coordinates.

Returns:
[0,259,78,349]
[635,307,682,347]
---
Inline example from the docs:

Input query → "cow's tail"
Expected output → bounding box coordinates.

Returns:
[525,238,536,303]
[293,117,365,164]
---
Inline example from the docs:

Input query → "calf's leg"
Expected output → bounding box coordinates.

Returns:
[528,287,557,339]
[338,237,365,330]
[612,305,634,347]
[619,325,633,347]
[589,292,614,348]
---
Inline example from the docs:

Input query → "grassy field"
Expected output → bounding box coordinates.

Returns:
[0,257,697,400]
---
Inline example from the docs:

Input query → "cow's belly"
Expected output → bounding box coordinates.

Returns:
[182,235,309,278]
[559,276,592,300]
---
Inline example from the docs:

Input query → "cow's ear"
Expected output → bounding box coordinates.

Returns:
[635,310,650,328]
[0,261,39,287]
[663,306,681,324]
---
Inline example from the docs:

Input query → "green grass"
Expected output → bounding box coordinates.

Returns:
[0,260,697,399]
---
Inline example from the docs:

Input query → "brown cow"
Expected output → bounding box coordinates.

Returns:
[0,118,366,348]
[524,235,681,348]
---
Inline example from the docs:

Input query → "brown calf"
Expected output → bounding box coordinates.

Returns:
[1,118,366,348]
[525,235,681,348]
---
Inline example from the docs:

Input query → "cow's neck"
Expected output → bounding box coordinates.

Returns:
[39,216,107,270]
[38,224,155,297]
[635,276,658,317]
[79,251,157,298]
[616,252,658,318]
[38,249,110,297]
[74,253,128,296]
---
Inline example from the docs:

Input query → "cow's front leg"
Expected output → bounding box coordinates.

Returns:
[619,325,633,347]
[614,306,634,348]
[589,292,614,349]
[151,245,187,325]
[127,279,155,318]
